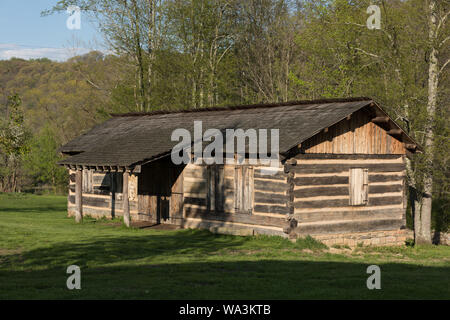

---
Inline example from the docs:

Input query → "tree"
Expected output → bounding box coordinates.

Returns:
[233,0,300,102]
[0,94,30,192]
[417,0,450,243]
[45,0,165,112]
[24,126,68,193]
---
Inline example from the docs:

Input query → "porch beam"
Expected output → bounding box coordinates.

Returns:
[122,171,131,227]
[75,169,83,223]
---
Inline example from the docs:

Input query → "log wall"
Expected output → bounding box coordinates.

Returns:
[287,154,407,236]
[182,162,289,235]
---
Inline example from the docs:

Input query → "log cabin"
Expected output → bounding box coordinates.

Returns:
[59,98,421,246]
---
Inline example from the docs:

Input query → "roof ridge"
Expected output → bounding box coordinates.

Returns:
[110,97,373,118]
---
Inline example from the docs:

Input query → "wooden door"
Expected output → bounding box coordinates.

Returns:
[137,161,184,224]
[168,166,184,224]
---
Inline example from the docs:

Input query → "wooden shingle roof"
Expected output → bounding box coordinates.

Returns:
[59,98,419,168]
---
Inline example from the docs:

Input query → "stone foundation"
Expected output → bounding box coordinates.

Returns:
[311,229,413,247]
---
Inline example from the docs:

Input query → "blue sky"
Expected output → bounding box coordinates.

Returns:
[0,0,103,61]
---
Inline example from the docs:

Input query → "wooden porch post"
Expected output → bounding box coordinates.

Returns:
[75,169,83,223]
[123,171,131,227]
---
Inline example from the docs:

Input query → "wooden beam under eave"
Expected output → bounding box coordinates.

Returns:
[371,116,390,124]
[388,129,402,135]
[122,171,131,227]
[405,143,417,150]
[286,158,297,165]
[132,165,141,173]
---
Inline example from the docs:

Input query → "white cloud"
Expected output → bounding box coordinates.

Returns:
[0,43,20,49]
[0,44,93,61]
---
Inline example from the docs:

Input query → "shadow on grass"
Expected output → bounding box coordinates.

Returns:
[0,206,67,213]
[0,231,449,299]
[1,259,449,300]
[1,229,249,269]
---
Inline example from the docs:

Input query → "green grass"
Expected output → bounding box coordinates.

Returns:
[0,193,449,299]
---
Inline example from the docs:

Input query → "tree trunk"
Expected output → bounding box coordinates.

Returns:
[417,0,440,244]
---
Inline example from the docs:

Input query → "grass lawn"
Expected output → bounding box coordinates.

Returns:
[0,193,449,300]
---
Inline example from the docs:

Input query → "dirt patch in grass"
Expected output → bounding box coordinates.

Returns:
[0,248,22,256]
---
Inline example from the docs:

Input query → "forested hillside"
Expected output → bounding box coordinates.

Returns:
[0,0,448,237]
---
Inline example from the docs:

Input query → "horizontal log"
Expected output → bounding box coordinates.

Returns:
[254,179,289,193]
[91,187,111,196]
[184,208,286,227]
[82,196,110,208]
[295,176,349,186]
[294,218,405,235]
[254,192,289,204]
[293,184,403,198]
[68,195,138,211]
[183,168,207,179]
[294,154,403,160]
[254,169,286,180]
[294,208,404,223]
[294,186,348,198]
[74,185,111,195]
[69,205,139,219]
[369,174,404,183]
[253,204,289,214]
[293,163,405,174]
[369,184,403,194]
[294,195,403,209]
[368,196,403,206]
[182,218,286,237]
[183,180,206,194]
[184,197,207,206]
[294,198,349,209]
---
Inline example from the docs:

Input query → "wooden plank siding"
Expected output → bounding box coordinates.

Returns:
[300,109,406,154]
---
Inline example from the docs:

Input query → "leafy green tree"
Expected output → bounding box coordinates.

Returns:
[24,126,68,193]
[0,94,31,192]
